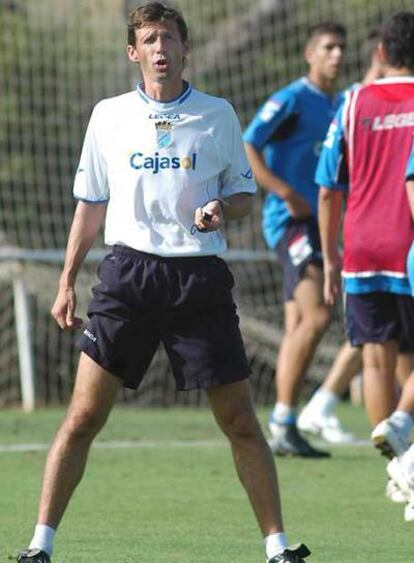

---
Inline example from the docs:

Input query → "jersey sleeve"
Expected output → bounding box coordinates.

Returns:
[219,104,257,198]
[406,145,414,180]
[315,103,348,191]
[73,102,109,203]
[243,87,298,151]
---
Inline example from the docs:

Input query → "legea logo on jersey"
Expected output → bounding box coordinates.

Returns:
[371,112,414,131]
[129,151,197,174]
[149,112,181,121]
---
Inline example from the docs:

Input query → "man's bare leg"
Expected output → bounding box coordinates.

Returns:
[323,341,362,396]
[396,353,414,388]
[363,341,398,426]
[207,380,283,536]
[37,353,121,529]
[276,264,331,408]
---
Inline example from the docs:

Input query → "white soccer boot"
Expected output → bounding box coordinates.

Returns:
[385,478,408,504]
[371,419,412,459]
[297,408,354,444]
[387,453,414,522]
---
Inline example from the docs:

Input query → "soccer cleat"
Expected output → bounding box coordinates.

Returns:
[387,455,414,522]
[268,543,311,562]
[297,409,354,444]
[269,417,330,458]
[371,419,411,459]
[385,478,408,504]
[16,549,51,563]
[405,492,414,522]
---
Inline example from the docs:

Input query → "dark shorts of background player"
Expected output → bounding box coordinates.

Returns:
[78,245,250,391]
[345,292,414,351]
[275,217,323,302]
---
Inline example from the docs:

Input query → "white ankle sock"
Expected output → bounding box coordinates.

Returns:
[305,388,338,418]
[273,402,296,425]
[29,524,56,556]
[389,411,413,440]
[265,532,288,559]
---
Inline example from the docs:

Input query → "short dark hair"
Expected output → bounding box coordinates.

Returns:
[307,22,347,45]
[127,2,188,46]
[361,28,381,66]
[381,11,414,70]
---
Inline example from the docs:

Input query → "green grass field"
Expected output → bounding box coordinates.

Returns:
[0,404,413,562]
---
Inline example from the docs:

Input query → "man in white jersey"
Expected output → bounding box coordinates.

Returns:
[17,4,309,563]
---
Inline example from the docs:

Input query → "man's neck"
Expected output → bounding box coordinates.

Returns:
[141,78,185,102]
[383,66,414,78]
[307,71,337,96]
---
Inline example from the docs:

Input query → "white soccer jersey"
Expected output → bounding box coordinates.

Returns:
[73,83,256,257]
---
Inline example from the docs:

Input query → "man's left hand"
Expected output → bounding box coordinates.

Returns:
[193,199,224,232]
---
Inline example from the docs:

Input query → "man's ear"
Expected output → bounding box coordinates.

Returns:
[304,42,315,65]
[183,39,190,57]
[376,42,387,66]
[127,44,140,63]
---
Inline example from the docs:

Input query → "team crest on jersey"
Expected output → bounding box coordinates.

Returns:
[155,120,173,148]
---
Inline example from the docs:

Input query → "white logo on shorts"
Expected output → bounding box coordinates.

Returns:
[84,329,97,342]
[288,234,312,266]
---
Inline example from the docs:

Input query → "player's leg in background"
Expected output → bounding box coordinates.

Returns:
[269,263,331,456]
[26,353,122,556]
[276,263,330,408]
[396,352,414,387]
[362,341,398,426]
[298,341,360,443]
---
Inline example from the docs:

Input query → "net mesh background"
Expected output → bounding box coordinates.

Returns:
[0,0,410,406]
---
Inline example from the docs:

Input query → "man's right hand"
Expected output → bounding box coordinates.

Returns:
[323,258,342,306]
[285,190,311,219]
[51,286,83,330]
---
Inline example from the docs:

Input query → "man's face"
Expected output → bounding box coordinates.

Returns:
[306,33,346,81]
[128,20,189,83]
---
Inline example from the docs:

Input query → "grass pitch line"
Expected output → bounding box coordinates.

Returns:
[0,438,226,453]
[0,437,370,454]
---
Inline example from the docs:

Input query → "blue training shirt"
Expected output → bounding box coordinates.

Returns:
[243,77,343,248]
[406,146,414,295]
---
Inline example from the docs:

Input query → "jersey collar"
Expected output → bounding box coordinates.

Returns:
[372,76,414,85]
[136,81,193,108]
[301,77,341,102]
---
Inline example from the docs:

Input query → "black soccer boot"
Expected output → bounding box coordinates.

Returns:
[268,543,311,562]
[268,420,331,458]
[16,549,51,563]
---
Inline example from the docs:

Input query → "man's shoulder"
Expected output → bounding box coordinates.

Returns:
[357,77,414,99]
[269,77,305,102]
[190,88,233,111]
[92,91,136,117]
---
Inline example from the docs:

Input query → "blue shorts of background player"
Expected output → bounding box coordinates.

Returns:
[275,217,323,302]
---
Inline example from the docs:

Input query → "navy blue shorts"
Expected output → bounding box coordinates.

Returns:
[78,246,250,391]
[276,217,323,302]
[346,292,414,350]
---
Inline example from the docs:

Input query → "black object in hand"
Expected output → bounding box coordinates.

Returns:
[203,212,212,222]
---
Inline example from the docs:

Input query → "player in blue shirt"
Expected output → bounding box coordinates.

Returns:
[244,22,346,457]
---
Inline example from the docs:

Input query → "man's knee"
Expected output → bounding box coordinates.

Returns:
[302,306,331,336]
[219,408,263,443]
[62,408,107,443]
